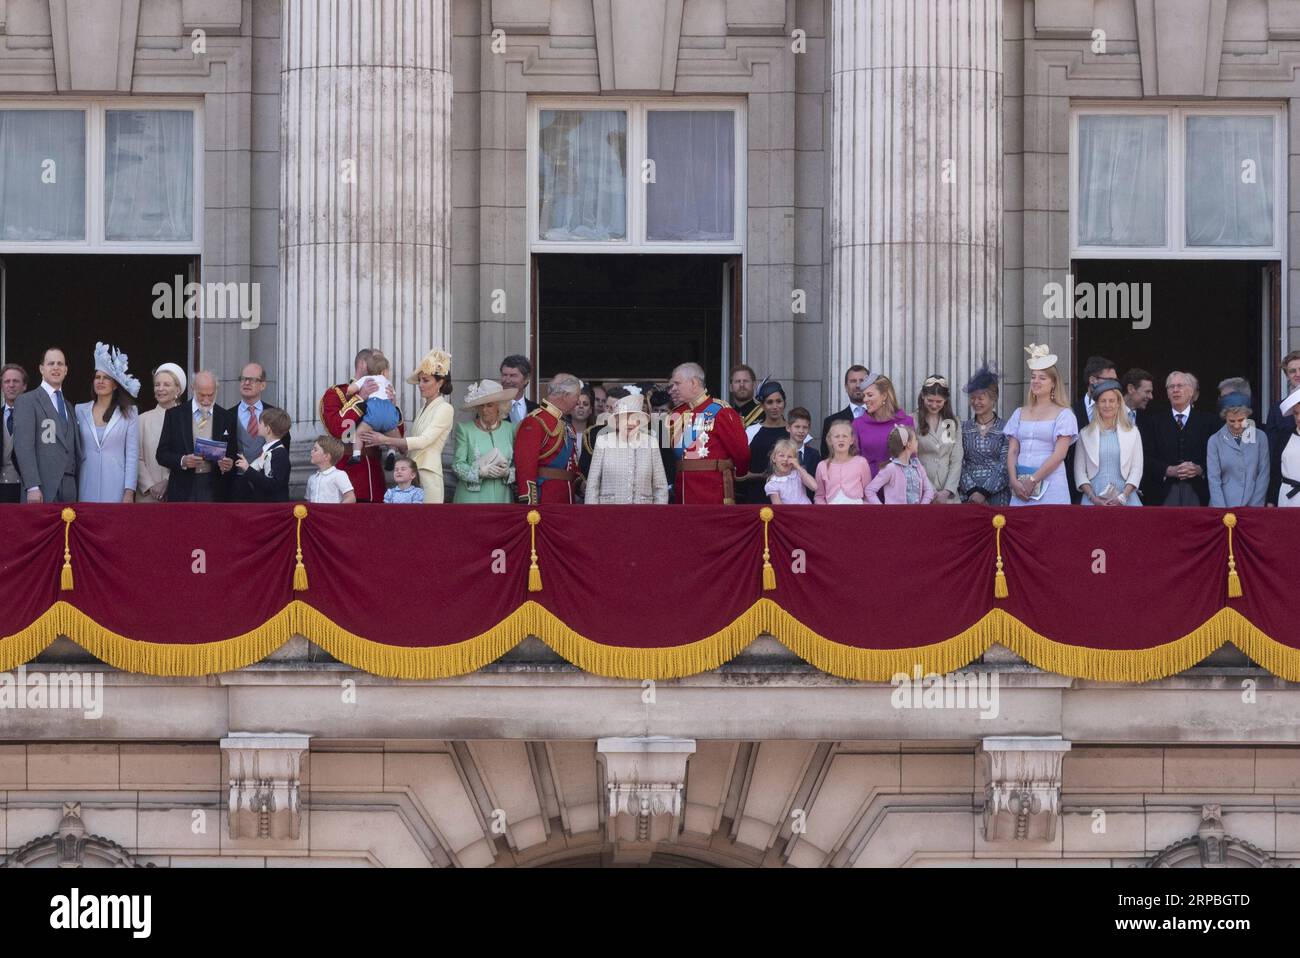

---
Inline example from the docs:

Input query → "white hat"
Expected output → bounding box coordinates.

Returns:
[462,379,516,409]
[1281,386,1300,416]
[94,342,140,398]
[1024,343,1058,371]
[154,362,187,395]
[613,392,649,427]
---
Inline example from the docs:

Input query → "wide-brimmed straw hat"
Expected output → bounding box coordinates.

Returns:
[462,379,516,410]
[405,348,452,384]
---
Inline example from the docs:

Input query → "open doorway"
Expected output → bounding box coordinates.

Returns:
[0,255,194,405]
[533,253,737,389]
[1072,259,1274,413]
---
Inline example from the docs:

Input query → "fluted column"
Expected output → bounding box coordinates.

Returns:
[279,0,451,424]
[829,0,1001,407]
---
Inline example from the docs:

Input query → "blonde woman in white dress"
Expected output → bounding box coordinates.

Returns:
[585,391,668,504]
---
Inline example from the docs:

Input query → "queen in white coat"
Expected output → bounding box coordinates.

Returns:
[76,343,141,503]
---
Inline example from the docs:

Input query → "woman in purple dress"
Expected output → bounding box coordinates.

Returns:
[851,375,915,477]
[1003,344,1079,506]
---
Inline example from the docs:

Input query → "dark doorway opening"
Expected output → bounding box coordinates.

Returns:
[0,255,194,405]
[534,253,735,389]
[1072,259,1273,414]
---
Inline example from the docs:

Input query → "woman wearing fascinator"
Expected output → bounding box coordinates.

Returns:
[1003,344,1079,506]
[76,342,141,503]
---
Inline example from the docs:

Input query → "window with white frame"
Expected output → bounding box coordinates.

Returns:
[1071,106,1284,258]
[0,101,202,253]
[530,100,744,253]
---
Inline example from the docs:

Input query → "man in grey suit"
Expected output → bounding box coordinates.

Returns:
[233,361,290,462]
[13,346,79,503]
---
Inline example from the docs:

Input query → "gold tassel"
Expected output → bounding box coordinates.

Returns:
[1223,512,1242,599]
[527,509,543,592]
[60,507,76,591]
[293,505,309,592]
[992,514,1008,599]
[759,506,777,591]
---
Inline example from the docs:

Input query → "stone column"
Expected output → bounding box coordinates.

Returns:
[279,0,452,424]
[828,0,1001,409]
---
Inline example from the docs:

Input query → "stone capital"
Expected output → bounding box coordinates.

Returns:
[980,736,1072,842]
[220,732,310,841]
[597,737,695,852]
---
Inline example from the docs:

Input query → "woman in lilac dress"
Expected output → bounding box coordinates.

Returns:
[851,375,915,477]
[1003,344,1079,506]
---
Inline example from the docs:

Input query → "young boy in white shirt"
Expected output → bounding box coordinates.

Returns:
[306,435,357,503]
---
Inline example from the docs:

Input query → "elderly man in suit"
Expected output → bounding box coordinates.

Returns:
[1140,370,1215,506]
[0,363,27,503]
[13,347,79,503]
[155,370,238,502]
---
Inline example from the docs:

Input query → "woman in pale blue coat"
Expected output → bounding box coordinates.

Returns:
[1207,391,1270,508]
[76,343,142,503]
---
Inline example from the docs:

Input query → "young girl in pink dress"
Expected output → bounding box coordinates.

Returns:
[814,421,873,504]
[864,425,935,504]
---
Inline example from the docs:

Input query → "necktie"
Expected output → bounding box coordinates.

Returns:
[1176,413,1186,431]
[1127,408,1136,425]
[246,405,258,435]
[54,390,67,423]
[852,405,864,419]
[4,408,11,436]
[512,400,523,424]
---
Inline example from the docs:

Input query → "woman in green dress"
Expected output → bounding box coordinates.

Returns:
[453,379,518,503]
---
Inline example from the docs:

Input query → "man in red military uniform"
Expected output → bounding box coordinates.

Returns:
[667,361,750,504]
[319,348,403,502]
[514,372,582,504]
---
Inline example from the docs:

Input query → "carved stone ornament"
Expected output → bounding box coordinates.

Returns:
[597,737,696,848]
[1,802,149,868]
[220,733,310,841]
[1145,804,1285,868]
[981,736,1072,842]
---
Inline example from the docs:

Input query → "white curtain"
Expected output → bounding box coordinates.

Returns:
[104,110,194,242]
[538,110,627,241]
[646,111,735,242]
[0,110,86,241]
[1185,115,1274,247]
[1076,115,1167,247]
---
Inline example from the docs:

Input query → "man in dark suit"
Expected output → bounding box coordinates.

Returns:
[819,364,871,459]
[500,354,539,425]
[0,363,27,503]
[12,347,79,503]
[1264,350,1300,462]
[156,370,238,502]
[1140,370,1215,506]
[1066,355,1116,503]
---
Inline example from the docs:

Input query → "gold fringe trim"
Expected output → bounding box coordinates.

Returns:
[0,600,1297,683]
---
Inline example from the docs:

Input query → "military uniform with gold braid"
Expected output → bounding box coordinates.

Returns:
[514,399,580,504]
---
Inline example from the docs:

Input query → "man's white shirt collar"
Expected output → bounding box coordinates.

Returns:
[40,381,60,400]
